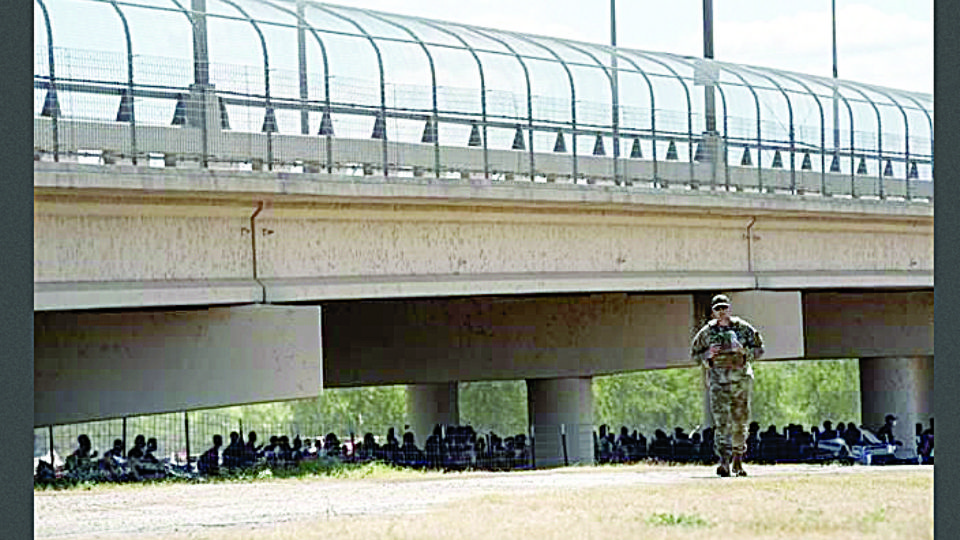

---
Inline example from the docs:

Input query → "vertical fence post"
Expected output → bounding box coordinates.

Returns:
[122,417,127,458]
[561,423,569,466]
[48,425,55,466]
[184,411,190,468]
[529,424,535,469]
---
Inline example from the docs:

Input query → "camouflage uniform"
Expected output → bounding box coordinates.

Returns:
[691,315,764,464]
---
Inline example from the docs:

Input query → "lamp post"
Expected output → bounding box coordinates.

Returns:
[832,0,840,155]
[611,0,621,184]
[703,0,717,134]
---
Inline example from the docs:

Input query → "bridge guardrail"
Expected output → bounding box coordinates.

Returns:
[34,45,932,202]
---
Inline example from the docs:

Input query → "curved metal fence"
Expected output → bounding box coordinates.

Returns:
[34,0,933,201]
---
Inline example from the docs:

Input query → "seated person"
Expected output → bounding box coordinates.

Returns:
[746,422,761,461]
[103,439,124,461]
[243,431,262,467]
[127,434,147,461]
[275,435,293,464]
[876,414,901,446]
[919,419,934,462]
[673,427,695,462]
[514,434,529,467]
[290,436,304,464]
[136,438,165,478]
[65,434,102,480]
[820,421,838,441]
[323,433,341,458]
[99,438,127,479]
[843,423,862,448]
[381,428,400,462]
[596,425,614,464]
[35,459,57,482]
[400,431,425,467]
[197,434,223,476]
[360,432,379,462]
[221,432,244,471]
[142,438,160,464]
[649,429,672,461]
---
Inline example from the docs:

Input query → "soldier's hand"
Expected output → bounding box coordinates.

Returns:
[707,345,721,359]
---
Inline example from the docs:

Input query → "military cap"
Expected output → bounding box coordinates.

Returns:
[711,294,731,309]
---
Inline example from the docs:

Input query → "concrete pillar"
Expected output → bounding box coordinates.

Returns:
[859,356,933,458]
[526,377,593,468]
[406,382,458,448]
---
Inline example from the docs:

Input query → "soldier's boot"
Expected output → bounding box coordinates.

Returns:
[732,453,747,477]
[716,454,731,477]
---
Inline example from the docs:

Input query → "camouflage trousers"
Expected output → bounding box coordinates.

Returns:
[709,371,753,459]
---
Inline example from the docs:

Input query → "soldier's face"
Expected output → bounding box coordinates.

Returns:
[712,305,730,322]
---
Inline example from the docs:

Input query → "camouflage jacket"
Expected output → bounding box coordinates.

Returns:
[691,317,764,378]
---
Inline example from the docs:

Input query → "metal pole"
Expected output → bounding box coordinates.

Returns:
[702,0,717,134]
[49,425,55,466]
[702,0,718,188]
[561,424,569,466]
[530,424,536,469]
[184,411,190,468]
[122,417,127,458]
[296,0,309,135]
[191,0,209,167]
[832,0,840,153]
[610,0,621,185]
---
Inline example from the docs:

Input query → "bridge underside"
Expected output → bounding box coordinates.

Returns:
[36,290,932,461]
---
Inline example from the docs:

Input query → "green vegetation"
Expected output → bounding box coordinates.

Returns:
[34,459,430,491]
[38,359,862,461]
[646,512,712,527]
[212,359,862,435]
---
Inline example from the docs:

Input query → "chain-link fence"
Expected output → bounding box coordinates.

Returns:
[34,411,541,480]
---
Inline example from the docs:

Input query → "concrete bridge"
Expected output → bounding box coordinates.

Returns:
[34,158,932,465]
[34,0,933,467]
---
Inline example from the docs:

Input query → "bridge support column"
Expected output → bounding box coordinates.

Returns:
[406,382,458,448]
[526,377,593,468]
[859,356,933,458]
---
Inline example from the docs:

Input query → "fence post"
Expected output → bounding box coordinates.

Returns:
[184,411,190,468]
[48,425,55,466]
[529,424,536,469]
[561,424,568,467]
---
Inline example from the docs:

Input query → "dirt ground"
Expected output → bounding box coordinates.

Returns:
[34,464,928,539]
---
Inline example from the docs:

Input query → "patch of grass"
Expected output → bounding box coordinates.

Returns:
[36,465,933,540]
[647,512,711,527]
[34,459,431,492]
[863,507,887,523]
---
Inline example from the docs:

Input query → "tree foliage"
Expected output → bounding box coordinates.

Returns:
[215,360,861,438]
[458,380,528,435]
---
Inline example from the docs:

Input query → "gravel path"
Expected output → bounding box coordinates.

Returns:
[34,464,920,539]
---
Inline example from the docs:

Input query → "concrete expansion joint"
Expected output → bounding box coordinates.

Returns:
[745,216,758,286]
[250,201,266,303]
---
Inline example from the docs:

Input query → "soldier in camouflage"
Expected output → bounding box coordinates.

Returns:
[691,294,764,477]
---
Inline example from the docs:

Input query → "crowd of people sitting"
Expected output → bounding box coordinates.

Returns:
[36,415,933,485]
[35,424,534,484]
[594,416,934,466]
